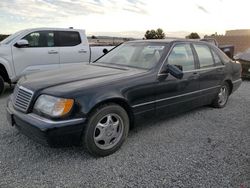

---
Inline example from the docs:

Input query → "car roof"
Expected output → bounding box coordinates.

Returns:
[22,27,85,33]
[126,38,208,44]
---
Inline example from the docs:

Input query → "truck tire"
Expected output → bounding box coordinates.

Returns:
[0,75,5,95]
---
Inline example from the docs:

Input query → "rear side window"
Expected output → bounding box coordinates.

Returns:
[58,31,81,46]
[211,49,223,66]
[167,44,195,71]
[23,31,55,47]
[194,44,214,68]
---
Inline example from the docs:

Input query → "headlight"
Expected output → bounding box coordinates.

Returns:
[34,95,74,118]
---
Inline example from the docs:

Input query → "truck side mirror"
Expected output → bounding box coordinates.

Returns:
[15,39,29,48]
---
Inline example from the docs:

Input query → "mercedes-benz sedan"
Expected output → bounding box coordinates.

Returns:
[7,39,242,156]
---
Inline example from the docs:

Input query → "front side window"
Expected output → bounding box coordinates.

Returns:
[167,44,195,71]
[58,31,81,46]
[194,44,214,68]
[95,42,167,69]
[22,31,55,47]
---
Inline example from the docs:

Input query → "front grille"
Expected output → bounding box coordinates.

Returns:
[13,85,34,113]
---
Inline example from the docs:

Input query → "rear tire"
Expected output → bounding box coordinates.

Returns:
[211,82,230,108]
[0,75,5,96]
[83,103,129,157]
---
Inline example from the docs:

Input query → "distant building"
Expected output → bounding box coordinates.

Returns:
[213,29,250,54]
[225,29,250,36]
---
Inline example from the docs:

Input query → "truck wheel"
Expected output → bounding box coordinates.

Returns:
[0,75,5,95]
[211,82,230,108]
[83,103,129,157]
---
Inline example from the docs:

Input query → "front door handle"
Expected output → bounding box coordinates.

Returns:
[78,49,87,53]
[48,50,58,54]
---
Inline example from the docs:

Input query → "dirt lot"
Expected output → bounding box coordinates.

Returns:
[0,81,249,188]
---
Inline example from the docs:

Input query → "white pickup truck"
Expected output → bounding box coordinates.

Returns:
[0,28,114,94]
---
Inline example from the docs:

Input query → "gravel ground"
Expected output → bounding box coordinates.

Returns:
[0,81,249,188]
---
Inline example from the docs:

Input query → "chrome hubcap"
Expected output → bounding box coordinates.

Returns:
[218,86,228,105]
[94,114,124,150]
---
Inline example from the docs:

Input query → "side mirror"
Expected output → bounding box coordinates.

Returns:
[159,64,184,79]
[15,39,29,48]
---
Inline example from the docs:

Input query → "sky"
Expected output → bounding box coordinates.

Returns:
[0,0,249,38]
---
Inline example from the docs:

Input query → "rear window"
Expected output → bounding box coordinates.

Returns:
[58,31,81,46]
[211,49,223,66]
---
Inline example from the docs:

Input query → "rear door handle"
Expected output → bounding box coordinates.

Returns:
[48,50,58,54]
[78,49,87,53]
[190,72,199,79]
[217,67,223,72]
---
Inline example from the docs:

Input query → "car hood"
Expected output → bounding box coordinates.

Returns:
[19,64,146,92]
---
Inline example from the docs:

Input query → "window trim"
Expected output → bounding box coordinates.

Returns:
[21,30,56,48]
[182,65,225,73]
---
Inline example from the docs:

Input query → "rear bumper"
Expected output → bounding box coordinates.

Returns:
[232,79,242,93]
[6,98,86,146]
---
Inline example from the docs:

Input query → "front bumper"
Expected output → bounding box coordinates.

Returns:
[6,98,86,146]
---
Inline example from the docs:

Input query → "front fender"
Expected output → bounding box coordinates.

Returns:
[77,91,129,116]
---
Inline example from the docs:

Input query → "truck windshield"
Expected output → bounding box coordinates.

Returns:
[95,42,168,69]
[0,30,25,45]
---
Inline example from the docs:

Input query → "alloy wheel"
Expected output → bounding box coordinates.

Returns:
[93,113,124,150]
[218,86,228,106]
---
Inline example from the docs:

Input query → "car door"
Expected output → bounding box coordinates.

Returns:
[155,43,200,115]
[192,43,225,105]
[12,30,60,77]
[57,31,90,67]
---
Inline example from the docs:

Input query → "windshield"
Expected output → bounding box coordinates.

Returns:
[0,30,25,45]
[95,42,168,69]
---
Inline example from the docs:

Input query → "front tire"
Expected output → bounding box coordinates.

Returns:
[212,82,230,108]
[0,75,5,96]
[83,103,129,157]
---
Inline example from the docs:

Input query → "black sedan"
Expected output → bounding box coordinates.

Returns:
[7,39,242,156]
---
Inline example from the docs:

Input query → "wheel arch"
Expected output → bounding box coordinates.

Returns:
[224,79,233,95]
[87,97,135,129]
[0,63,11,83]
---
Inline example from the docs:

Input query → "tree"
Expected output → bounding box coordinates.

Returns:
[0,34,9,41]
[204,32,218,38]
[144,28,165,39]
[186,32,200,39]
